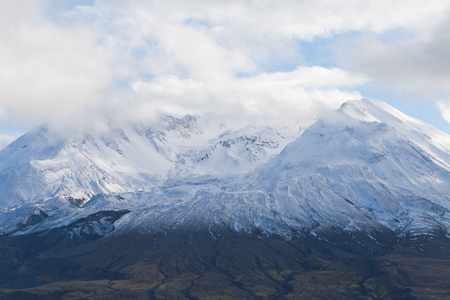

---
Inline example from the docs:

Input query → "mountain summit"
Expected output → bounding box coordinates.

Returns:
[251,99,450,235]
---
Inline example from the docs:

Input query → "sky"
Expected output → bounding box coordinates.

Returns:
[1,0,450,148]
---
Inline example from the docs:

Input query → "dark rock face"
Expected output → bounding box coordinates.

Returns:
[24,210,48,228]
[0,224,449,299]
[0,210,129,268]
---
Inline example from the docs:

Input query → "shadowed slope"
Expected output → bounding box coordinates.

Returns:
[0,227,448,299]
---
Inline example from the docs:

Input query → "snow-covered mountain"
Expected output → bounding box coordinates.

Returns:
[0,99,449,239]
[0,114,301,208]
[251,100,450,235]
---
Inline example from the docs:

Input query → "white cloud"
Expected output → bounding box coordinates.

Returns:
[1,0,450,132]
[132,67,368,126]
[0,0,114,129]
[87,0,450,77]
[438,101,450,124]
[0,134,17,150]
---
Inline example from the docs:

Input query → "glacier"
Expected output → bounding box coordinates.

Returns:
[0,99,449,240]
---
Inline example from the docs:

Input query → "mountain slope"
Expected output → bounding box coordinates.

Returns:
[249,99,450,234]
[0,115,300,209]
[0,114,301,234]
[106,99,450,238]
[0,99,449,299]
[0,99,449,239]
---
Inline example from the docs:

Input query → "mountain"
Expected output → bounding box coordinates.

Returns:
[251,99,450,235]
[0,113,302,234]
[0,99,449,299]
[0,99,449,237]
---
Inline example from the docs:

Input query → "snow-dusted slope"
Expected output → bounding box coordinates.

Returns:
[251,99,450,234]
[0,99,449,238]
[0,125,171,208]
[0,114,300,209]
[114,99,450,237]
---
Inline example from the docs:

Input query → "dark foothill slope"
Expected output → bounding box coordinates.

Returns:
[0,227,449,299]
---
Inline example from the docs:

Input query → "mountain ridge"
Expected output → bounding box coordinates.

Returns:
[0,98,449,240]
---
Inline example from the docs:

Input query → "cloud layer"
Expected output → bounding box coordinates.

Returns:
[1,0,450,132]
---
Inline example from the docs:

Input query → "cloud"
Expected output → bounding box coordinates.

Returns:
[0,0,115,130]
[438,101,450,124]
[0,134,17,150]
[340,11,450,123]
[344,23,450,96]
[131,66,368,126]
[1,1,450,132]
[87,0,450,77]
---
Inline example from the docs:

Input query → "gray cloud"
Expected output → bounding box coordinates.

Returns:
[341,12,450,122]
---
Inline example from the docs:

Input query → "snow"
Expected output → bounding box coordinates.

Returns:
[0,99,449,239]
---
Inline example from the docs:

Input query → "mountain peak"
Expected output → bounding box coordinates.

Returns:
[338,98,439,133]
